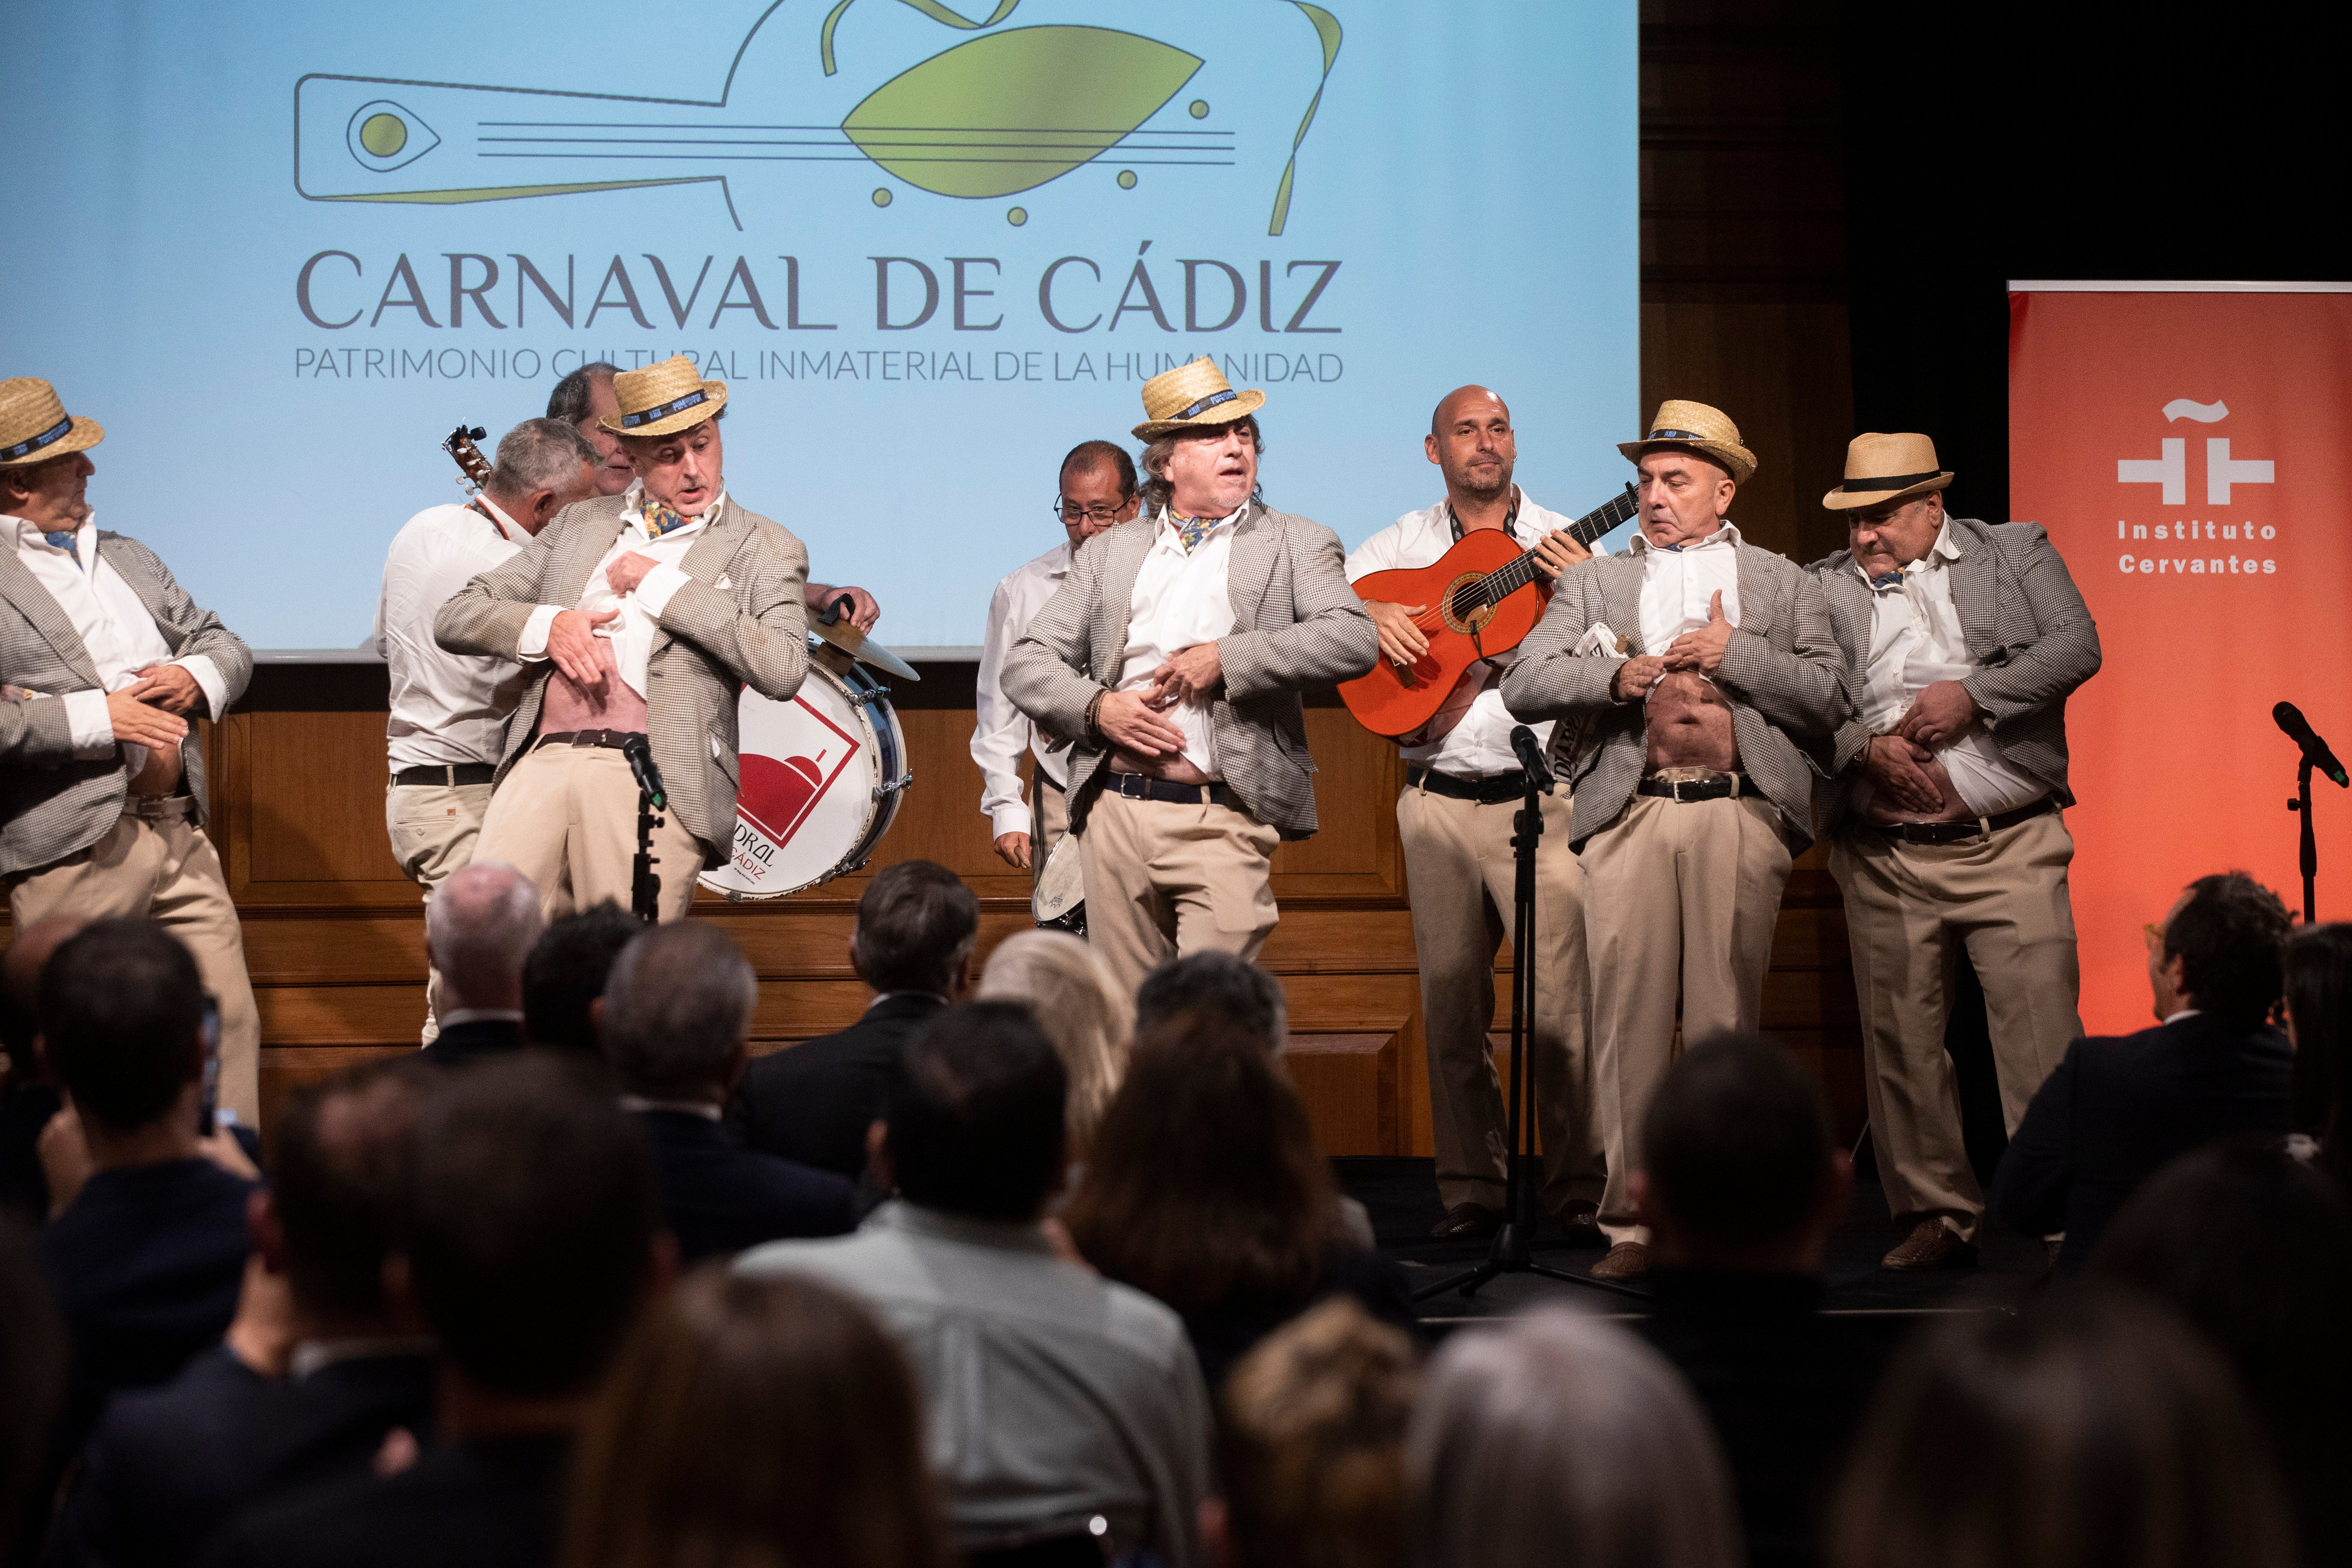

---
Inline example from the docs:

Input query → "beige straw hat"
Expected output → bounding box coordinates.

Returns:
[1821,432,1954,511]
[1132,357,1266,441]
[1618,399,1756,484]
[601,355,728,438]
[0,378,104,467]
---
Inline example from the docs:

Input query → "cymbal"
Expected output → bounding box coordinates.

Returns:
[811,615,920,682]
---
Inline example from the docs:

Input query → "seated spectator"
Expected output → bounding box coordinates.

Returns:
[204,1056,669,1568]
[521,903,641,1057]
[732,861,976,1181]
[2284,921,2352,1184]
[419,862,542,1067]
[1830,1290,2296,1568]
[1409,1309,1742,1568]
[1136,952,1287,1046]
[564,1267,947,1568]
[36,920,260,1457]
[976,929,1131,1162]
[1992,871,2296,1268]
[1062,1017,1415,1393]
[1,1219,65,1551]
[738,1002,1210,1567]
[1632,1032,1889,1568]
[51,1060,439,1568]
[0,915,84,1225]
[2091,1140,2352,1568]
[1206,1297,1418,1568]
[603,922,853,1264]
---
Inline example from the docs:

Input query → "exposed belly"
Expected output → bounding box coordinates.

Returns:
[126,742,183,798]
[1106,744,1212,784]
[542,659,649,735]
[1644,672,1739,773]
[1860,750,1972,824]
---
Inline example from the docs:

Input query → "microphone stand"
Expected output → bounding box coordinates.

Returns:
[2291,755,2318,924]
[624,738,668,925]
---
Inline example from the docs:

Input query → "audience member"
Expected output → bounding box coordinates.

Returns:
[1,1219,64,1551]
[1062,1017,1414,1393]
[1136,952,1288,1047]
[51,1060,439,1568]
[2092,1140,2352,1568]
[1409,1309,1742,1568]
[975,929,1132,1162]
[2284,922,2352,1185]
[603,923,853,1263]
[564,1266,948,1568]
[0,914,84,1225]
[419,862,542,1067]
[204,1056,669,1568]
[1206,1297,1418,1568]
[738,1002,1211,1567]
[1992,871,2295,1268]
[1830,1289,2295,1568]
[1632,1032,1886,1568]
[732,861,976,1181]
[521,903,642,1057]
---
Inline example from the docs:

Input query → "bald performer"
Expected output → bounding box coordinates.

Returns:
[1344,386,1608,1243]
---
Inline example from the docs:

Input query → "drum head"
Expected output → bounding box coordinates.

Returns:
[701,664,883,899]
[1032,832,1084,921]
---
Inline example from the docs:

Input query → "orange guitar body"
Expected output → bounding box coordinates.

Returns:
[1339,530,1553,739]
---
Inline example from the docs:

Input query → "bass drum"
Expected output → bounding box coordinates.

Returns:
[699,655,911,899]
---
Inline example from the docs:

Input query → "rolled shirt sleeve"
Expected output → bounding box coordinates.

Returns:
[170,654,230,721]
[63,689,114,760]
[634,561,695,620]
[516,604,563,662]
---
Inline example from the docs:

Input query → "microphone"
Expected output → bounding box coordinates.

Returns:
[2274,702,2349,788]
[1510,725,1555,793]
[620,734,668,809]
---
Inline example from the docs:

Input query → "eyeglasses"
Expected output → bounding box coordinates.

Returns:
[1054,499,1127,525]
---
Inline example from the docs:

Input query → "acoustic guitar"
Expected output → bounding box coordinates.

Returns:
[1339,484,1641,738]
[440,424,491,492]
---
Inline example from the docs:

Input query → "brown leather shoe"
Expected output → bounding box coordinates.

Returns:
[1553,1200,1606,1250]
[1880,1219,1979,1272]
[1430,1201,1501,1241]
[1590,1241,1651,1280]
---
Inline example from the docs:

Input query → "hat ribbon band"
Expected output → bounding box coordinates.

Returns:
[620,389,707,429]
[1648,428,1709,441]
[1174,388,1238,421]
[2,418,73,462]
[1839,469,1942,494]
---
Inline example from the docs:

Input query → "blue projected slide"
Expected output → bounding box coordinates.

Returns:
[0,1,1634,651]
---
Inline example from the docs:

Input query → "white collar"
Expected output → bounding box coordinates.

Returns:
[2162,1007,2202,1025]
[617,1094,723,1121]
[1852,518,1960,588]
[436,1008,523,1027]
[289,1335,436,1379]
[10,513,94,551]
[1156,500,1247,541]
[1629,519,1740,556]
[867,990,950,1011]
[472,493,527,544]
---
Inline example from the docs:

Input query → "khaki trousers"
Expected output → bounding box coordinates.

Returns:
[386,781,493,1045]
[1398,784,1602,1214]
[1829,809,2082,1243]
[6,801,260,1128]
[1031,769,1070,900]
[1078,788,1280,1000]
[1581,793,1793,1244]
[473,744,704,923]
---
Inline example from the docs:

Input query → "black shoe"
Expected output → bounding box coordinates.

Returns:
[1430,1201,1502,1240]
[1553,1200,1606,1249]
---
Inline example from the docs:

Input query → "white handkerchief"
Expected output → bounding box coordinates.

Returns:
[1573,621,1629,658]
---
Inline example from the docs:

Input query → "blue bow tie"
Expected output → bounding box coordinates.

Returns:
[43,530,80,566]
[1870,571,1903,589]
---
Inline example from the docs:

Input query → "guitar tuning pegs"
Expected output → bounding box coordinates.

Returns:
[466,426,487,440]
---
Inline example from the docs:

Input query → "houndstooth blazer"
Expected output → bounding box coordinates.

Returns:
[1499,537,1847,853]
[0,533,252,876]
[999,502,1378,841]
[1807,515,2101,836]
[434,493,808,864]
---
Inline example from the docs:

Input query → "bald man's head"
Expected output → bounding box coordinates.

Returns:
[426,863,544,1014]
[2,916,90,1068]
[1431,385,1510,438]
[1426,386,1517,503]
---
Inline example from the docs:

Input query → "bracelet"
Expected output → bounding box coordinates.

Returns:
[1084,688,1108,739]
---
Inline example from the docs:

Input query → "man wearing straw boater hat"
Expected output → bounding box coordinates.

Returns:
[1001,358,1377,996]
[0,377,262,1126]
[437,355,832,921]
[1502,399,1847,1280]
[1807,432,2101,1271]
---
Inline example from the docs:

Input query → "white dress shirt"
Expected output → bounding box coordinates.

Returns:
[1346,489,1601,777]
[973,541,1075,837]
[1629,518,1744,654]
[1117,505,1242,779]
[375,497,527,769]
[7,514,227,770]
[1850,521,2044,816]
[516,481,717,697]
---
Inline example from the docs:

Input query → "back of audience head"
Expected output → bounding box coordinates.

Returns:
[1212,1297,1418,1568]
[426,861,543,1015]
[1831,1289,2295,1568]
[1635,1031,1851,1273]
[265,1058,436,1333]
[852,861,978,1000]
[524,902,643,1055]
[405,1054,665,1401]
[1063,1015,1341,1314]
[885,1001,1065,1224]
[0,914,85,1090]
[565,1267,946,1568]
[2153,871,2292,1026]
[1409,1309,1741,1568]
[0,1220,64,1546]
[600,922,756,1104]
[2285,922,2352,1173]
[1135,952,1287,1052]
[975,930,1132,1159]
[38,919,206,1142]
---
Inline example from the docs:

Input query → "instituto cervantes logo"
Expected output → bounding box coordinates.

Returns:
[2113,398,2277,578]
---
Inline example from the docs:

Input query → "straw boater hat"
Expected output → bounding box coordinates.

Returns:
[0,378,104,467]
[1132,357,1266,441]
[1821,432,1954,511]
[601,355,728,439]
[1617,399,1756,484]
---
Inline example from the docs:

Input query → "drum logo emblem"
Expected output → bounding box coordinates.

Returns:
[731,697,862,881]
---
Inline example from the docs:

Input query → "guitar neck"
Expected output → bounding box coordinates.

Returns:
[1456,484,1644,611]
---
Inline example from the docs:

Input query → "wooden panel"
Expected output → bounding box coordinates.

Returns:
[1281,1034,1400,1158]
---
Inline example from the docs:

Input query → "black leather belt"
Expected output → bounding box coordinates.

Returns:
[1406,764,1523,805]
[1637,772,1749,802]
[392,763,496,787]
[1865,796,2056,845]
[534,729,643,752]
[1102,772,1232,807]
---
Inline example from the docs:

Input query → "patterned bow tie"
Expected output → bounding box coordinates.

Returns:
[1174,513,1217,554]
[641,495,696,540]
[43,530,80,566]
[1870,570,1904,589]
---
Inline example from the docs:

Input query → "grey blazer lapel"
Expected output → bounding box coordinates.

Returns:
[1733,543,1783,637]
[1946,528,2000,656]
[557,511,632,606]
[0,547,103,688]
[675,507,741,585]
[1092,521,1152,683]
[1224,504,1278,631]
[1599,555,1644,654]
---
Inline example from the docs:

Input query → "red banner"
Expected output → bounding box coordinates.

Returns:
[2009,285,2352,1032]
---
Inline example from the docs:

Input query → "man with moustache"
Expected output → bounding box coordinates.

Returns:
[1001,359,1378,997]
[1503,401,1846,1280]
[1347,386,1607,1243]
